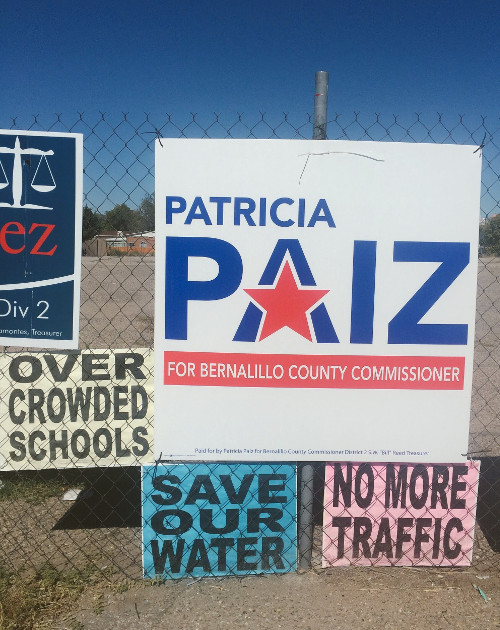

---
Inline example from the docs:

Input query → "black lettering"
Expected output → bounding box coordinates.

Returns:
[151,539,184,574]
[131,386,148,419]
[236,537,258,570]
[353,517,372,558]
[450,465,468,509]
[258,474,287,504]
[246,508,284,533]
[28,389,45,423]
[372,517,393,558]
[9,390,25,424]
[67,387,92,422]
[220,473,254,504]
[113,386,129,420]
[430,466,450,509]
[200,509,239,534]
[93,387,111,421]
[49,429,68,460]
[132,426,149,456]
[331,516,352,558]
[432,518,442,558]
[114,428,131,457]
[261,536,285,570]
[115,352,145,379]
[93,427,112,458]
[82,354,110,381]
[333,463,352,507]
[28,430,46,461]
[185,476,220,504]
[46,388,66,423]
[443,518,463,559]
[186,539,211,573]
[9,356,42,383]
[70,428,91,459]
[152,475,182,505]
[354,464,374,508]
[414,518,432,558]
[385,464,407,508]
[409,465,429,509]
[210,538,234,571]
[151,509,192,535]
[9,431,26,461]
[43,354,77,381]
[395,518,414,558]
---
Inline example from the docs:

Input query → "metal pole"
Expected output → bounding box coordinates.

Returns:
[298,463,315,568]
[313,71,329,140]
[299,71,329,569]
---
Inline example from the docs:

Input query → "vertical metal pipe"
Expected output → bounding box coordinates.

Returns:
[298,463,315,568]
[299,71,329,569]
[313,71,329,140]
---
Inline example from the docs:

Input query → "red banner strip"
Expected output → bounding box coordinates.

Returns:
[164,352,465,390]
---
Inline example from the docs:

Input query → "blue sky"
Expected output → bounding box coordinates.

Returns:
[1,0,499,122]
[1,1,498,214]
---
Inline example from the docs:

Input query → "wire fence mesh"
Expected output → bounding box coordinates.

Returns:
[0,112,499,581]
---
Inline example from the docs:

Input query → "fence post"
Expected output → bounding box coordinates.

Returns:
[313,70,329,140]
[298,71,329,569]
[298,462,315,568]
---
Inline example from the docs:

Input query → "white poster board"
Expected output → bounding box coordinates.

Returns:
[155,139,481,462]
[0,349,153,469]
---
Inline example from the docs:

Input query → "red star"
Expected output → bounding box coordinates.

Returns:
[244,262,329,341]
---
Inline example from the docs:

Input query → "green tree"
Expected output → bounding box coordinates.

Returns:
[82,205,102,242]
[480,215,500,255]
[137,193,155,231]
[102,203,141,232]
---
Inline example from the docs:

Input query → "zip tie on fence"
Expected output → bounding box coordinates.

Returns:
[474,133,487,153]
[462,450,490,458]
[151,452,163,483]
[143,128,164,147]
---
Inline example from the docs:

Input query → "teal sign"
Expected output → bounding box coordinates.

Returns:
[142,463,297,578]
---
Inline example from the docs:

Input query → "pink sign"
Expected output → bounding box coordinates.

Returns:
[322,462,480,566]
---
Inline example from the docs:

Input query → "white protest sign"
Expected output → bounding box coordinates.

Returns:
[0,349,153,469]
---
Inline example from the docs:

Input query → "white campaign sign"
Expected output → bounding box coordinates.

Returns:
[154,139,481,462]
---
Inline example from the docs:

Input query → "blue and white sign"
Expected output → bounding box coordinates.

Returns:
[0,130,83,348]
[155,139,482,463]
[142,463,297,578]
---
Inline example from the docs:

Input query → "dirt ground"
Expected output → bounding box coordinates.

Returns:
[0,483,498,629]
[59,565,500,630]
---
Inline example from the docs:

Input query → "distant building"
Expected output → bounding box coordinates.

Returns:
[107,231,155,255]
[83,231,155,256]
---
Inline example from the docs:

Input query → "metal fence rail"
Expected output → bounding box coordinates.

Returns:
[0,112,499,580]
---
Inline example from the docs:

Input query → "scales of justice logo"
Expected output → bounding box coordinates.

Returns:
[0,136,56,210]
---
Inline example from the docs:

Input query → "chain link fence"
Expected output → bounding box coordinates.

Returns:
[0,112,499,581]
